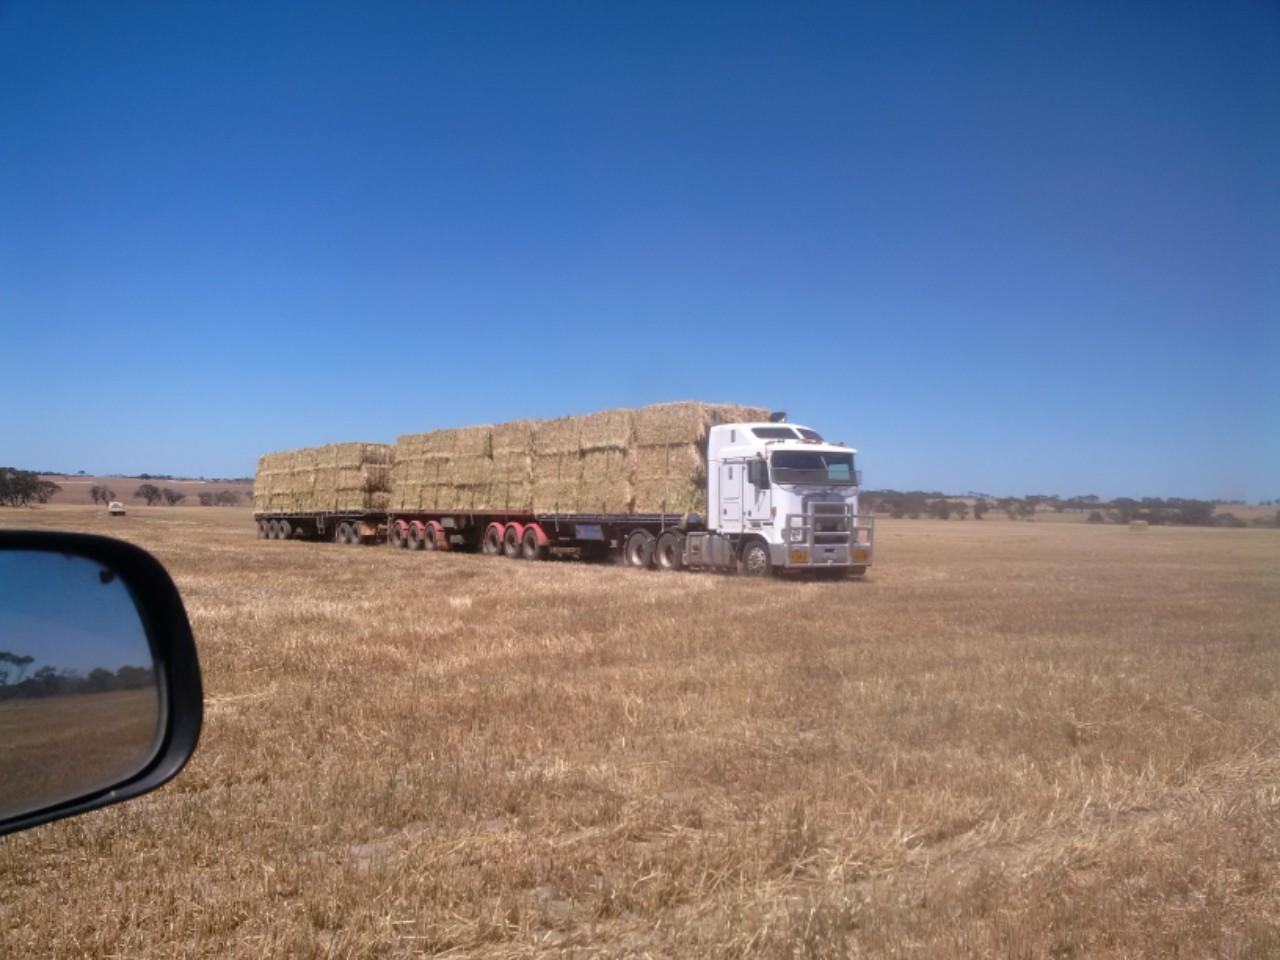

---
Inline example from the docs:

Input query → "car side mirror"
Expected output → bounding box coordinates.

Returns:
[0,532,202,837]
[748,459,770,490]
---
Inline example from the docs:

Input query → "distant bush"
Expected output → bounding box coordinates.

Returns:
[1215,513,1247,528]
[198,490,242,507]
[0,468,61,506]
[1087,510,1106,523]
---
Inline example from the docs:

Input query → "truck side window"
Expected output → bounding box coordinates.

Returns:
[728,467,734,479]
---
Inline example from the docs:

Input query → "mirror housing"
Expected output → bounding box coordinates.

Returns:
[0,532,202,837]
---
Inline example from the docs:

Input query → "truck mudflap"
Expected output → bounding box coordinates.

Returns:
[775,510,874,569]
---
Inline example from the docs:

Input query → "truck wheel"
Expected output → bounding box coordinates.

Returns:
[335,521,353,544]
[655,531,684,571]
[277,520,293,541]
[625,530,655,569]
[257,520,269,539]
[423,521,443,551]
[483,524,504,556]
[522,527,548,561]
[503,524,524,559]
[740,539,772,577]
[407,521,427,550]
[389,520,407,549]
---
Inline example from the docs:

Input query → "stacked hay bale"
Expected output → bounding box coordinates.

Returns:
[576,408,634,514]
[253,442,392,513]
[393,401,768,518]
[629,402,772,515]
[488,420,535,511]
[530,416,581,514]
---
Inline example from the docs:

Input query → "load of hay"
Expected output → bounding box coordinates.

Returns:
[254,442,393,513]
[394,401,769,517]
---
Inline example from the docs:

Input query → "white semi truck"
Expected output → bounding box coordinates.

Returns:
[255,416,874,578]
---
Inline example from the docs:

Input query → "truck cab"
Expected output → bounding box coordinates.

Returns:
[704,422,874,574]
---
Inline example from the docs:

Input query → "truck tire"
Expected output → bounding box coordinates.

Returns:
[257,520,269,539]
[423,521,443,551]
[740,539,772,577]
[655,531,685,571]
[335,521,353,545]
[522,526,548,561]
[407,521,427,550]
[503,524,524,559]
[483,524,504,556]
[625,530,655,569]
[277,520,293,541]
[389,520,408,549]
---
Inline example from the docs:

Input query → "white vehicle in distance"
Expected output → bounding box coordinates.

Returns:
[108,501,127,516]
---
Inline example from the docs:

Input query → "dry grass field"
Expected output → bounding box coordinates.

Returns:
[0,505,1277,958]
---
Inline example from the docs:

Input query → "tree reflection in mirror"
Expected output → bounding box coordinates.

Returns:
[0,551,160,821]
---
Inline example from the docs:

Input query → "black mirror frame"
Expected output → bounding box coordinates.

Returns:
[0,531,202,837]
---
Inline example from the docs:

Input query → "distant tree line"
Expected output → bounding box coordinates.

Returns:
[0,468,61,506]
[0,650,152,701]
[863,491,1278,528]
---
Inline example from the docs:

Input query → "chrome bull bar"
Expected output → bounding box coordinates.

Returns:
[781,504,875,567]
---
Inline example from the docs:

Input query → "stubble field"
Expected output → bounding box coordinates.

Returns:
[0,505,1277,958]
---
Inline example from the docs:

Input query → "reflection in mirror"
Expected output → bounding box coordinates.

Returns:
[0,551,160,821]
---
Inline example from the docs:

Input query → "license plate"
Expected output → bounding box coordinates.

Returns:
[788,549,809,564]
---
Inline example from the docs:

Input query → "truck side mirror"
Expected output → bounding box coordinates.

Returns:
[0,532,202,837]
[748,460,770,490]
[855,470,863,487]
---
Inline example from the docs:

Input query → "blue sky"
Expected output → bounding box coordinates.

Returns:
[2,2,1275,500]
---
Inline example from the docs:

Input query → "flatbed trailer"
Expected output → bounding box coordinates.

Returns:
[254,505,874,577]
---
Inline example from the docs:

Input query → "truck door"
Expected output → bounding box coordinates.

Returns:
[719,462,742,532]
[744,459,771,525]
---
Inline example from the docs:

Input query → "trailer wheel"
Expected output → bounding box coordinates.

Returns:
[335,521,353,544]
[625,530,656,569]
[257,520,269,539]
[405,521,425,550]
[277,519,294,541]
[521,526,548,561]
[740,539,772,577]
[655,531,685,571]
[389,520,408,549]
[503,524,525,559]
[483,523,504,556]
[424,521,444,551]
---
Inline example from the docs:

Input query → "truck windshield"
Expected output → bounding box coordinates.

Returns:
[770,451,856,484]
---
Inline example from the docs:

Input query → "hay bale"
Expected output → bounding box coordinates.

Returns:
[253,441,392,513]
[633,479,703,517]
[533,417,581,456]
[491,419,537,455]
[628,444,703,483]
[579,408,633,450]
[632,402,714,447]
